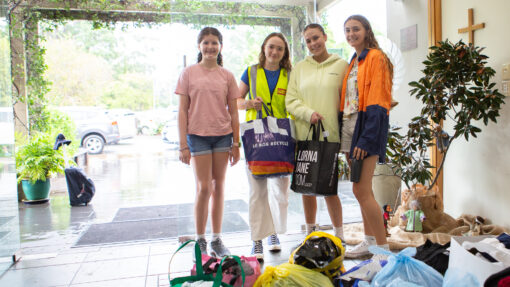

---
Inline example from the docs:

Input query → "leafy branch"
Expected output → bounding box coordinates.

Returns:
[387,40,505,190]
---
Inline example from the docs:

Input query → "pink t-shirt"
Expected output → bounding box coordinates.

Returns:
[175,64,240,136]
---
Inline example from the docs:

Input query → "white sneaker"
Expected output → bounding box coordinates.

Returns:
[345,240,371,259]
[267,234,281,252]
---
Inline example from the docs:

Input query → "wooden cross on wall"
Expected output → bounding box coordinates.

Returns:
[458,8,485,44]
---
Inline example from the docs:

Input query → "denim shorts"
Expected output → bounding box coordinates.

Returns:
[186,133,233,156]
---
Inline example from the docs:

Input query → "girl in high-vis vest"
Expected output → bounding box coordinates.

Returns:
[237,32,292,261]
[340,15,393,258]
[286,24,348,244]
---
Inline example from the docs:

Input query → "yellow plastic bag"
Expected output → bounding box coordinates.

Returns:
[254,263,333,287]
[289,231,346,279]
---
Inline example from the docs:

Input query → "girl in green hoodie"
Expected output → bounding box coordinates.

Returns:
[286,23,348,241]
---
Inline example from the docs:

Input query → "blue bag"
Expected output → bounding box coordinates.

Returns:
[367,247,443,287]
[442,267,479,287]
[240,103,296,178]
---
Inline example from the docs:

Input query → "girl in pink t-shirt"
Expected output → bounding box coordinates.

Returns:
[175,27,240,258]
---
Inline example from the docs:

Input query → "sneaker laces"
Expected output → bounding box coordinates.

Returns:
[197,238,207,254]
[252,240,263,254]
[268,234,280,246]
[211,238,230,257]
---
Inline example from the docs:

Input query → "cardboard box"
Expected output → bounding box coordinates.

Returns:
[449,236,507,284]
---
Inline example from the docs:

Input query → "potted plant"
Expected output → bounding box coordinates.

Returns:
[386,40,505,232]
[15,132,66,201]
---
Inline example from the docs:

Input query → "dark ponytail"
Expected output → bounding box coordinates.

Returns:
[197,27,224,67]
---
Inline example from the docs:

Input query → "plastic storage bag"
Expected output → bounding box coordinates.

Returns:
[442,267,479,287]
[339,257,388,286]
[253,263,333,287]
[367,246,443,287]
[289,231,346,279]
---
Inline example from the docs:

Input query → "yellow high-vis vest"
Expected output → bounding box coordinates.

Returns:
[245,64,289,122]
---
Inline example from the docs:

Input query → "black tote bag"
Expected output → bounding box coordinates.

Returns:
[291,120,340,196]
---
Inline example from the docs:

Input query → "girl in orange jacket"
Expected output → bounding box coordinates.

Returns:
[340,15,393,258]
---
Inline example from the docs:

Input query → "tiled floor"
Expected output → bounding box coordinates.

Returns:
[1,230,363,286]
[0,136,364,286]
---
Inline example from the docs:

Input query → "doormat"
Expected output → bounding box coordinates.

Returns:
[74,212,248,247]
[112,199,249,222]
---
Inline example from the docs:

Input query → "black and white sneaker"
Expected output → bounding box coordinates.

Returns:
[251,240,264,261]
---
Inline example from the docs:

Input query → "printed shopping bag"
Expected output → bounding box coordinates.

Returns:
[192,254,261,287]
[291,121,340,196]
[241,103,296,178]
[168,240,245,287]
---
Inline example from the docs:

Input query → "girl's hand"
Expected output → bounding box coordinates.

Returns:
[251,97,263,111]
[310,112,324,124]
[352,146,367,160]
[179,148,191,165]
[230,146,240,166]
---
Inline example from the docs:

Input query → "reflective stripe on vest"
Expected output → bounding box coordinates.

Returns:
[245,64,289,122]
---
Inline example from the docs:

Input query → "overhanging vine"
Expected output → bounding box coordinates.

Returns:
[7,0,307,134]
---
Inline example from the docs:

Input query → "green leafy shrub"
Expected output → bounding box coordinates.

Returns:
[387,40,505,190]
[15,132,69,183]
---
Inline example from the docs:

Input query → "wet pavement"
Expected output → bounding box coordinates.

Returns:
[18,135,361,254]
[1,135,362,286]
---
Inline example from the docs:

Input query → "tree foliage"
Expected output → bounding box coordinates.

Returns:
[0,22,11,107]
[7,0,305,134]
[44,38,113,106]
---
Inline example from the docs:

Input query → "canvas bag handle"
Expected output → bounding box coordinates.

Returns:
[168,240,246,287]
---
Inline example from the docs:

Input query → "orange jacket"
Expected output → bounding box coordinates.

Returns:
[340,48,392,163]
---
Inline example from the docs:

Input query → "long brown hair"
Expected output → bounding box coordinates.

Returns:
[258,32,292,71]
[197,27,223,66]
[344,15,393,79]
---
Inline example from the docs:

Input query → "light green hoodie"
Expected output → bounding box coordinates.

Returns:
[286,54,348,142]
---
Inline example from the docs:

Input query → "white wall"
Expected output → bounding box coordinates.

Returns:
[386,0,428,128]
[441,0,510,229]
[387,0,510,229]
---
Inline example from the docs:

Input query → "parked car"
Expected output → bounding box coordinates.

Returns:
[161,120,179,149]
[135,108,177,135]
[105,109,137,140]
[0,107,14,146]
[58,106,120,154]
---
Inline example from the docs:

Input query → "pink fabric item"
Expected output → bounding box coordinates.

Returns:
[175,64,240,136]
[191,254,261,287]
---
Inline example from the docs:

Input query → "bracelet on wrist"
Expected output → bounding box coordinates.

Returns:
[179,146,189,151]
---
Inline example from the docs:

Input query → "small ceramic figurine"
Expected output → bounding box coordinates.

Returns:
[401,200,426,232]
[383,204,392,236]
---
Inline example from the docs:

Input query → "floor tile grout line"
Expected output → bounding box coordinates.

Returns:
[146,245,153,287]
[67,249,87,287]
[68,275,150,286]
